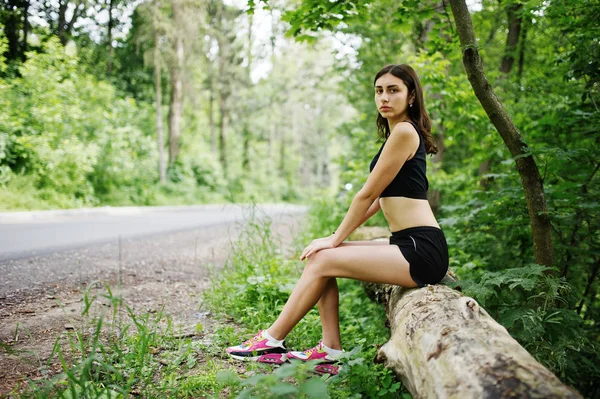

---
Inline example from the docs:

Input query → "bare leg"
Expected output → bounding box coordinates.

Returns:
[318,278,341,350]
[267,245,416,341]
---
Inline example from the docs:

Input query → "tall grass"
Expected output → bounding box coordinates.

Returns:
[202,202,408,398]
[9,200,406,398]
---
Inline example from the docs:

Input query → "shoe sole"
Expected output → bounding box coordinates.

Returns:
[229,353,288,364]
[313,364,341,375]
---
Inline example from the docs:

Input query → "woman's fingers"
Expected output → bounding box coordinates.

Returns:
[300,245,311,260]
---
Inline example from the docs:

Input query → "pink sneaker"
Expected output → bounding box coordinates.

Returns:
[314,363,341,375]
[287,340,341,363]
[226,330,287,362]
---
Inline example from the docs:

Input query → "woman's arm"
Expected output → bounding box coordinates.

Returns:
[330,125,418,247]
[358,198,381,227]
[337,197,381,239]
[301,124,418,260]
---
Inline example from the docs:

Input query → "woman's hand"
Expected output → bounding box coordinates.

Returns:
[300,235,337,260]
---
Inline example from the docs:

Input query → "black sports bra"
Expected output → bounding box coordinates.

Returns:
[369,121,428,200]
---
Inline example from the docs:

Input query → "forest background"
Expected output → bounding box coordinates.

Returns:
[0,0,598,397]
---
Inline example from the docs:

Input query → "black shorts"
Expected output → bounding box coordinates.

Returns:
[389,226,449,287]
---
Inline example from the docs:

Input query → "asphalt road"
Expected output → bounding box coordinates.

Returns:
[0,204,307,261]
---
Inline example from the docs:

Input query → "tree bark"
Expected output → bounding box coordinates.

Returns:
[499,3,522,75]
[448,0,554,267]
[3,0,20,61]
[58,0,67,44]
[153,31,166,184]
[57,0,83,45]
[209,88,216,153]
[242,123,250,170]
[517,16,529,84]
[21,0,28,61]
[367,283,582,398]
[107,0,114,74]
[168,4,184,166]
[218,89,227,176]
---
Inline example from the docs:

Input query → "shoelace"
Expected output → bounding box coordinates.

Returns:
[304,342,324,358]
[242,331,264,347]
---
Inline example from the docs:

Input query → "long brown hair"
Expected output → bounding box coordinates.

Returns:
[374,64,438,154]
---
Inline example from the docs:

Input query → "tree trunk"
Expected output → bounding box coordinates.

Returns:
[499,3,522,75]
[3,0,20,61]
[58,0,67,44]
[153,34,166,184]
[478,2,524,188]
[168,21,184,166]
[218,91,227,176]
[367,283,581,398]
[577,258,600,315]
[209,88,216,153]
[242,123,250,171]
[107,0,114,74]
[517,16,529,84]
[279,129,285,177]
[448,0,554,267]
[22,0,28,61]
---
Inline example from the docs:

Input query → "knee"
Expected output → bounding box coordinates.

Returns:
[305,250,333,277]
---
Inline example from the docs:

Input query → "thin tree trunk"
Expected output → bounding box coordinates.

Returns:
[22,0,29,61]
[449,0,554,267]
[499,3,522,74]
[243,123,250,170]
[58,0,67,44]
[279,124,285,175]
[153,34,166,184]
[58,0,82,45]
[209,88,216,153]
[168,10,184,166]
[107,0,114,74]
[219,92,227,176]
[577,259,600,315]
[242,12,253,172]
[4,0,20,61]
[517,16,529,84]
[478,2,524,187]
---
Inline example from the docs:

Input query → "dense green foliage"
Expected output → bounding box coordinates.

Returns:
[282,0,600,396]
[0,1,350,210]
[1,0,598,396]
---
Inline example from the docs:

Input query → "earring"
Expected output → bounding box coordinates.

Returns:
[409,103,413,108]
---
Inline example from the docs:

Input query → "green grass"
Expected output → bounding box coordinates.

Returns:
[7,202,407,398]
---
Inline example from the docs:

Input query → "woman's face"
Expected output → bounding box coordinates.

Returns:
[374,73,412,120]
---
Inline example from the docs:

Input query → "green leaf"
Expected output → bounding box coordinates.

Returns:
[216,370,241,386]
[270,382,298,395]
[299,377,329,398]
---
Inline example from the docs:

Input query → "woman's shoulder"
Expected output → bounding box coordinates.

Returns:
[389,121,420,144]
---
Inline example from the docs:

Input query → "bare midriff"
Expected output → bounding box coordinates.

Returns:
[380,196,440,233]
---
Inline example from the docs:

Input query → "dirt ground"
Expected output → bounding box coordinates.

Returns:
[0,214,303,396]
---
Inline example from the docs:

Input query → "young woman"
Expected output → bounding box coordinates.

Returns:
[226,64,449,375]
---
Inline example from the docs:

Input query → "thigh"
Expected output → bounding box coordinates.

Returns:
[309,245,418,288]
[338,240,389,247]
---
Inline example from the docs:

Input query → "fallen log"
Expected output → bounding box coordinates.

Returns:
[364,281,582,398]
